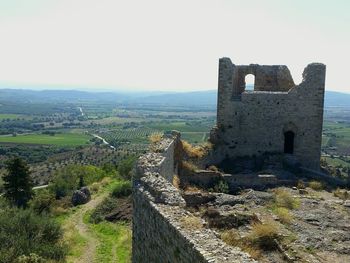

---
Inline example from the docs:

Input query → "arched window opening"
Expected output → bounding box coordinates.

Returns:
[245,74,255,91]
[284,131,295,154]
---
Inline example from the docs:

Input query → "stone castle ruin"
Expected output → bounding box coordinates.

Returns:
[210,58,326,171]
[133,58,332,263]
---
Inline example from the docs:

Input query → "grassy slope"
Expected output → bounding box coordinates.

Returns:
[0,133,91,146]
[61,179,131,263]
[83,212,131,263]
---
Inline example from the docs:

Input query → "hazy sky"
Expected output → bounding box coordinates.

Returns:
[0,0,349,92]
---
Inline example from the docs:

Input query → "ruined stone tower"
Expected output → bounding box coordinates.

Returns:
[210,58,326,170]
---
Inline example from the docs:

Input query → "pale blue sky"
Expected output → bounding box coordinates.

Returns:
[0,0,349,92]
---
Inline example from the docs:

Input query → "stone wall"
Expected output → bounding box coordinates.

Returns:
[133,133,255,263]
[211,58,326,170]
[180,170,283,191]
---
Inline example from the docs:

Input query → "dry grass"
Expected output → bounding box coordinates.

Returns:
[221,229,262,259]
[173,175,180,189]
[221,229,241,247]
[182,140,208,159]
[221,221,280,257]
[247,221,280,250]
[333,188,350,200]
[184,185,203,193]
[149,132,163,144]
[309,181,323,191]
[180,216,203,230]
[273,207,293,224]
[241,245,262,260]
[182,161,198,172]
[274,189,300,210]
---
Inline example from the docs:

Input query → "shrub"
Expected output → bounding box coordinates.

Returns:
[274,189,300,210]
[117,156,137,180]
[111,181,132,198]
[182,140,207,159]
[29,189,55,215]
[247,221,279,250]
[53,196,72,209]
[273,207,293,224]
[49,165,108,199]
[210,180,229,194]
[149,133,163,144]
[309,181,323,191]
[0,208,66,262]
[180,216,203,230]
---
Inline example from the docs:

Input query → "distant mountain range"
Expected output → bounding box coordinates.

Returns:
[0,88,349,107]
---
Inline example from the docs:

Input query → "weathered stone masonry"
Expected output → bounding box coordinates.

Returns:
[133,133,255,263]
[210,58,326,170]
[132,59,326,262]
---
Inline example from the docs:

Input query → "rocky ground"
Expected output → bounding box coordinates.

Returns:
[182,186,350,263]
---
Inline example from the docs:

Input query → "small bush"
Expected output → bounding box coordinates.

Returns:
[53,196,72,209]
[309,181,323,191]
[117,157,137,180]
[180,216,203,230]
[29,189,55,215]
[274,189,300,210]
[247,221,279,250]
[182,140,207,159]
[209,180,229,194]
[111,181,132,198]
[49,165,108,199]
[333,188,349,200]
[0,208,66,262]
[273,207,293,224]
[149,133,163,144]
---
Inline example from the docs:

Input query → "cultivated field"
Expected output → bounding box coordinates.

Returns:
[0,133,91,146]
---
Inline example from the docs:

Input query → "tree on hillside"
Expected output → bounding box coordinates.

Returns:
[3,157,33,208]
[117,156,137,179]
